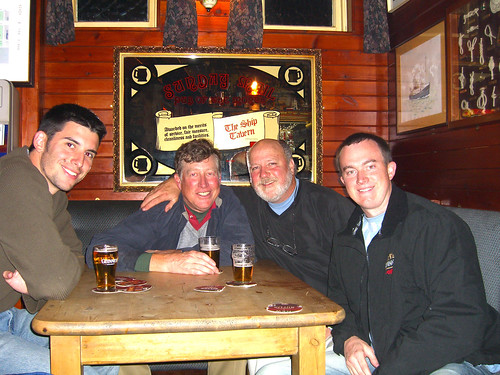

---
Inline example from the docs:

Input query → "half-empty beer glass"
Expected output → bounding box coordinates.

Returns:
[231,243,255,284]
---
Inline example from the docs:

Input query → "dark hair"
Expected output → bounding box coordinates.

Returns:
[30,104,106,151]
[174,138,221,176]
[335,133,392,171]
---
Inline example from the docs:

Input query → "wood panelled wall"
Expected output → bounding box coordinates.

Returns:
[388,0,500,210]
[18,0,388,201]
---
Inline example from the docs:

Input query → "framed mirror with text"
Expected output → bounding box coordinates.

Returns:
[113,47,323,192]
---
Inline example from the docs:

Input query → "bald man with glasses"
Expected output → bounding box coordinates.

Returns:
[141,138,354,375]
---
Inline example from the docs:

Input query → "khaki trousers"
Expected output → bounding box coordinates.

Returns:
[208,359,247,375]
[118,365,151,375]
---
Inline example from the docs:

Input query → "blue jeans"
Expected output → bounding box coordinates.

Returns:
[255,347,498,375]
[0,308,119,375]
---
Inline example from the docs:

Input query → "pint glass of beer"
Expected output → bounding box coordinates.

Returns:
[93,244,118,292]
[199,236,220,269]
[231,244,255,284]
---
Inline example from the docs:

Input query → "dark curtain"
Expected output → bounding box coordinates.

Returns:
[163,0,198,48]
[226,0,263,49]
[363,0,390,53]
[45,0,75,46]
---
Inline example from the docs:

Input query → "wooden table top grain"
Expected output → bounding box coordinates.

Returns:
[32,260,344,336]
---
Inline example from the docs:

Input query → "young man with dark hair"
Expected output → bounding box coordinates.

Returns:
[324,132,500,375]
[0,104,118,374]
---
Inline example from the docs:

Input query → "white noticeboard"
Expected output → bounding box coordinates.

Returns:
[0,0,32,84]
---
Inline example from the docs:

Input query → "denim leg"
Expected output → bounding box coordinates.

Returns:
[254,350,354,375]
[0,308,51,374]
[0,308,119,375]
[430,362,495,375]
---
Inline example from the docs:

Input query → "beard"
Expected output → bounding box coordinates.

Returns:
[252,171,294,203]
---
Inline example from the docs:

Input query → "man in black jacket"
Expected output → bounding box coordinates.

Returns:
[327,133,500,375]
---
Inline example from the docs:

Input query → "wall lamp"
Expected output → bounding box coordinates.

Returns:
[200,0,218,12]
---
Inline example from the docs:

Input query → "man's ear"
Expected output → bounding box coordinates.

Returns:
[32,131,48,152]
[339,175,345,186]
[388,161,397,181]
[289,158,296,175]
[174,173,182,190]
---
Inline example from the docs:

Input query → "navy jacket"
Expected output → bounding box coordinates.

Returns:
[86,186,254,270]
[328,185,500,375]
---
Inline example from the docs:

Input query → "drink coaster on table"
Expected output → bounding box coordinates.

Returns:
[226,281,257,288]
[116,276,148,287]
[194,285,226,293]
[91,288,119,294]
[117,284,152,293]
[92,284,152,294]
[266,303,303,313]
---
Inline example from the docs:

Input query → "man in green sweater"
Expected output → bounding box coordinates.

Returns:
[0,104,119,375]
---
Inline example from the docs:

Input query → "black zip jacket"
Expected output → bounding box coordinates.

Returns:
[327,185,500,375]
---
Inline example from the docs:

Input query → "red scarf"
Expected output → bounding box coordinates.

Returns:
[184,202,216,231]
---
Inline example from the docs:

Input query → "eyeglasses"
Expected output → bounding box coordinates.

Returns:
[265,213,297,257]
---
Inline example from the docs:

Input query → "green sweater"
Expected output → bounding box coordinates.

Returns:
[0,147,84,313]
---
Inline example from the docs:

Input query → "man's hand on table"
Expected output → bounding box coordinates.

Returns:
[344,336,379,375]
[3,270,28,294]
[147,250,219,275]
[141,178,180,212]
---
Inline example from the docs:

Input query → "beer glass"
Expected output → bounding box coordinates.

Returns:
[93,244,118,292]
[199,236,220,269]
[231,244,255,284]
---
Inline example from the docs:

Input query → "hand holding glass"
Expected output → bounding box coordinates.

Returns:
[199,236,220,269]
[231,244,255,284]
[93,245,118,292]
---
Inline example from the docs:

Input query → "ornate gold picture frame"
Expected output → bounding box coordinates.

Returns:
[113,47,323,192]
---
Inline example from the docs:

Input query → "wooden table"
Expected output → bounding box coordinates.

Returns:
[32,260,344,375]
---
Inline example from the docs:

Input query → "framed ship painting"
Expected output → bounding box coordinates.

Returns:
[396,22,447,133]
[113,47,323,192]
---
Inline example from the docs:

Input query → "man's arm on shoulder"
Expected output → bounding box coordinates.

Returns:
[141,178,179,212]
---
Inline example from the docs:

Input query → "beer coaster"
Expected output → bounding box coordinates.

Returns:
[117,284,152,293]
[266,303,303,313]
[92,288,119,294]
[194,285,226,293]
[226,281,257,288]
[116,276,148,287]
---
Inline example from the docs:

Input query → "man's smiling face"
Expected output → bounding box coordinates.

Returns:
[339,139,396,218]
[38,121,99,194]
[175,155,221,213]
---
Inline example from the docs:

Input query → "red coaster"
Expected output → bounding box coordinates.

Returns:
[116,284,152,293]
[266,303,303,314]
[116,276,148,287]
[194,285,226,293]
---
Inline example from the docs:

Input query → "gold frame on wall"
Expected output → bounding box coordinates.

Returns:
[72,0,157,28]
[387,0,411,13]
[446,0,500,128]
[113,46,323,192]
[262,0,350,32]
[396,22,447,133]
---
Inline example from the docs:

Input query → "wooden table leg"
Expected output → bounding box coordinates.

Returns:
[291,326,325,375]
[50,336,82,375]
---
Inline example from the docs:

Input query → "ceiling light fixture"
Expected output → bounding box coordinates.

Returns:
[200,0,218,12]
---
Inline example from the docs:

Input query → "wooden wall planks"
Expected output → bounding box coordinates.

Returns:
[18,0,387,201]
[388,0,500,210]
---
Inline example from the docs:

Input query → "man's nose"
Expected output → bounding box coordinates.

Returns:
[356,171,367,184]
[72,152,84,168]
[199,174,208,187]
